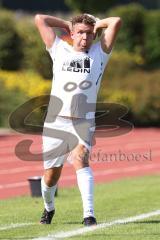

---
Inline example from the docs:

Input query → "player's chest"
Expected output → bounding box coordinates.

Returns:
[54,51,102,75]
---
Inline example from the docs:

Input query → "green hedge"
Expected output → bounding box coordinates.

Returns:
[0,9,23,70]
[0,80,28,127]
[108,3,160,66]
[144,10,160,65]
[107,3,146,55]
[98,52,160,126]
[16,18,52,79]
[0,69,51,127]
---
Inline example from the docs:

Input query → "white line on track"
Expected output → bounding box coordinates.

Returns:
[0,166,42,175]
[92,163,160,176]
[0,222,34,231]
[0,181,28,189]
[1,163,160,190]
[58,163,160,181]
[33,209,160,240]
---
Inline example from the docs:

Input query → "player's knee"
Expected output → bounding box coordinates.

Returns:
[44,175,54,187]
[72,145,90,168]
[44,168,61,186]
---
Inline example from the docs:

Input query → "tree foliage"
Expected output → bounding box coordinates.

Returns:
[16,18,52,79]
[65,0,118,13]
[108,3,146,54]
[0,9,23,70]
[144,10,160,65]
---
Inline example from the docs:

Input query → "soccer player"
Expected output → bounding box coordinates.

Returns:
[35,13,122,226]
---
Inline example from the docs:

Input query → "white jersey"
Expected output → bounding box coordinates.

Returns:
[47,36,111,119]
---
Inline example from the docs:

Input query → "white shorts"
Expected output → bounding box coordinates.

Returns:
[42,116,95,169]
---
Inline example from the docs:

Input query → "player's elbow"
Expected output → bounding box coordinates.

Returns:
[35,14,41,22]
[115,17,122,30]
[34,14,44,26]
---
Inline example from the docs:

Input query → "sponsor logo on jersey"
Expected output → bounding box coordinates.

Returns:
[62,57,91,73]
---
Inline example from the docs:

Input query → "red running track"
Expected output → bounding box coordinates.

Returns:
[0,128,160,199]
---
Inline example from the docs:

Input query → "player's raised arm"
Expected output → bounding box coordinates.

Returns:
[34,14,71,48]
[94,17,122,54]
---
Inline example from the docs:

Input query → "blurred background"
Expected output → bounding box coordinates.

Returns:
[0,0,159,128]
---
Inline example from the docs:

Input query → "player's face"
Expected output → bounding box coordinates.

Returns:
[71,23,95,52]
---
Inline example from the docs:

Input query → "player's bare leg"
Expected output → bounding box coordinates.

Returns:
[44,166,63,187]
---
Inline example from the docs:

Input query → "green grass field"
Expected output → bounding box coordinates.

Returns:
[0,175,160,240]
